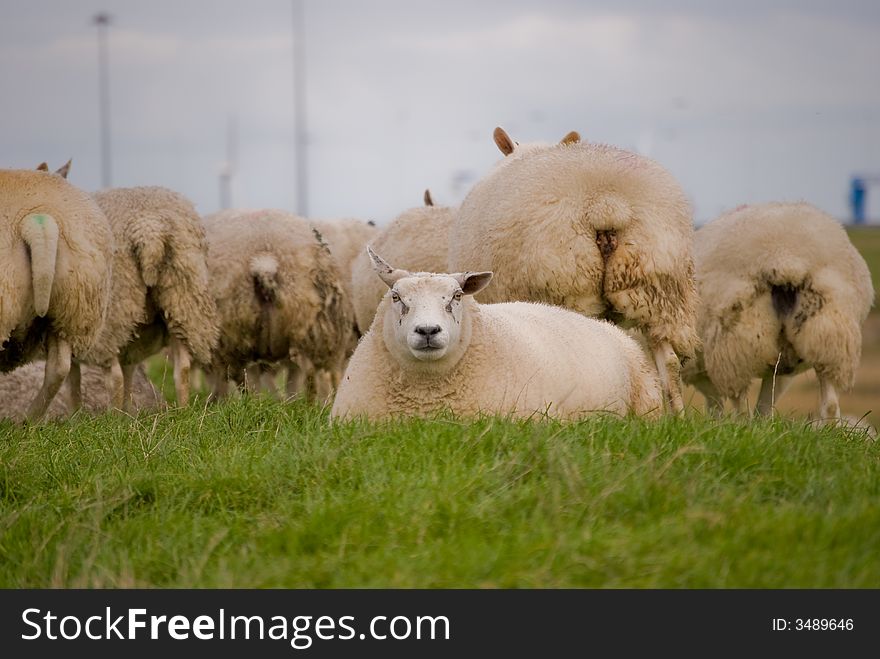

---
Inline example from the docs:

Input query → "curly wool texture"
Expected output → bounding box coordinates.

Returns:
[685,202,875,397]
[84,187,219,367]
[0,169,113,369]
[203,209,353,376]
[312,218,378,299]
[333,295,662,421]
[350,204,457,333]
[448,141,699,359]
[0,361,162,421]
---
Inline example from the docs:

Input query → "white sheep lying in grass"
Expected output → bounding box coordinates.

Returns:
[683,202,874,423]
[84,186,219,410]
[448,127,699,413]
[0,165,113,419]
[0,361,162,421]
[203,209,353,400]
[331,249,662,421]
[350,192,457,334]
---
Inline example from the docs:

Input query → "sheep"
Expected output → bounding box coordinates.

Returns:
[0,166,113,419]
[682,202,874,423]
[350,192,457,334]
[202,209,352,401]
[331,249,662,421]
[236,217,376,401]
[447,127,699,413]
[82,186,219,410]
[0,361,162,421]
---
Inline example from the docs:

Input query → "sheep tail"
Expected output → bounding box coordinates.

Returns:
[250,253,279,304]
[583,192,631,232]
[764,256,811,318]
[21,212,60,317]
[126,212,167,287]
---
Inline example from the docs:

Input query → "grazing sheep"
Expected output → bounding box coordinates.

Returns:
[683,202,874,423]
[83,186,219,410]
[0,166,113,419]
[0,361,162,421]
[448,128,699,413]
[351,193,457,334]
[203,209,352,400]
[331,249,662,421]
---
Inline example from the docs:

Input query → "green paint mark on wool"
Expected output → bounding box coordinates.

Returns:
[32,214,47,226]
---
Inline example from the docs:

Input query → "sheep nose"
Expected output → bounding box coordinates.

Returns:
[414,325,442,337]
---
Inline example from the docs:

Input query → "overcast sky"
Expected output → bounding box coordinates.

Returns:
[2,0,880,224]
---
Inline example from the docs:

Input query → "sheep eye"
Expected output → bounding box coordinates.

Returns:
[453,291,462,301]
[391,292,400,303]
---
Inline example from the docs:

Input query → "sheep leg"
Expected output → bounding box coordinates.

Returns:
[286,360,306,399]
[121,363,137,413]
[651,341,684,414]
[206,368,229,401]
[817,372,841,426]
[189,366,205,393]
[314,369,333,403]
[170,337,191,406]
[106,359,124,409]
[732,392,750,416]
[27,334,72,420]
[244,364,262,395]
[756,374,794,416]
[693,376,725,416]
[68,361,82,411]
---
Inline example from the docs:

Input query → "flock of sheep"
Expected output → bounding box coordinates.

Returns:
[0,127,874,428]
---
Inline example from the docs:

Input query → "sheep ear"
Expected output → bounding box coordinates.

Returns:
[36,162,49,172]
[423,189,434,207]
[560,131,581,145]
[55,159,72,179]
[456,271,493,296]
[367,246,410,288]
[493,127,515,156]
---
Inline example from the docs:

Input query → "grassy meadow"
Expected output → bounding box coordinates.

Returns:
[1,401,878,588]
[0,229,877,589]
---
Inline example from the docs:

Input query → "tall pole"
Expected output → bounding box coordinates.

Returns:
[219,116,238,210]
[292,0,308,216]
[93,12,113,189]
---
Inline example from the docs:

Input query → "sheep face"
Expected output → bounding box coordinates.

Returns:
[367,247,492,369]
[385,275,470,363]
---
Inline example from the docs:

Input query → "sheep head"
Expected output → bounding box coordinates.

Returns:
[369,247,492,370]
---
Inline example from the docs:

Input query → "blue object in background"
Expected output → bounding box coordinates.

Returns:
[850,176,866,225]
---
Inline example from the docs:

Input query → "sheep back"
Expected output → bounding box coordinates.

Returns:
[205,210,352,373]
[692,202,874,394]
[89,186,219,366]
[449,141,699,358]
[0,169,113,366]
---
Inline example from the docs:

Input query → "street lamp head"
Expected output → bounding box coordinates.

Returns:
[93,12,112,26]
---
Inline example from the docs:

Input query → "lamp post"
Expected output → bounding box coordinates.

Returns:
[93,12,113,189]
[292,0,308,216]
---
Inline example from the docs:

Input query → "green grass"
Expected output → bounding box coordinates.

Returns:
[848,227,880,313]
[1,398,878,588]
